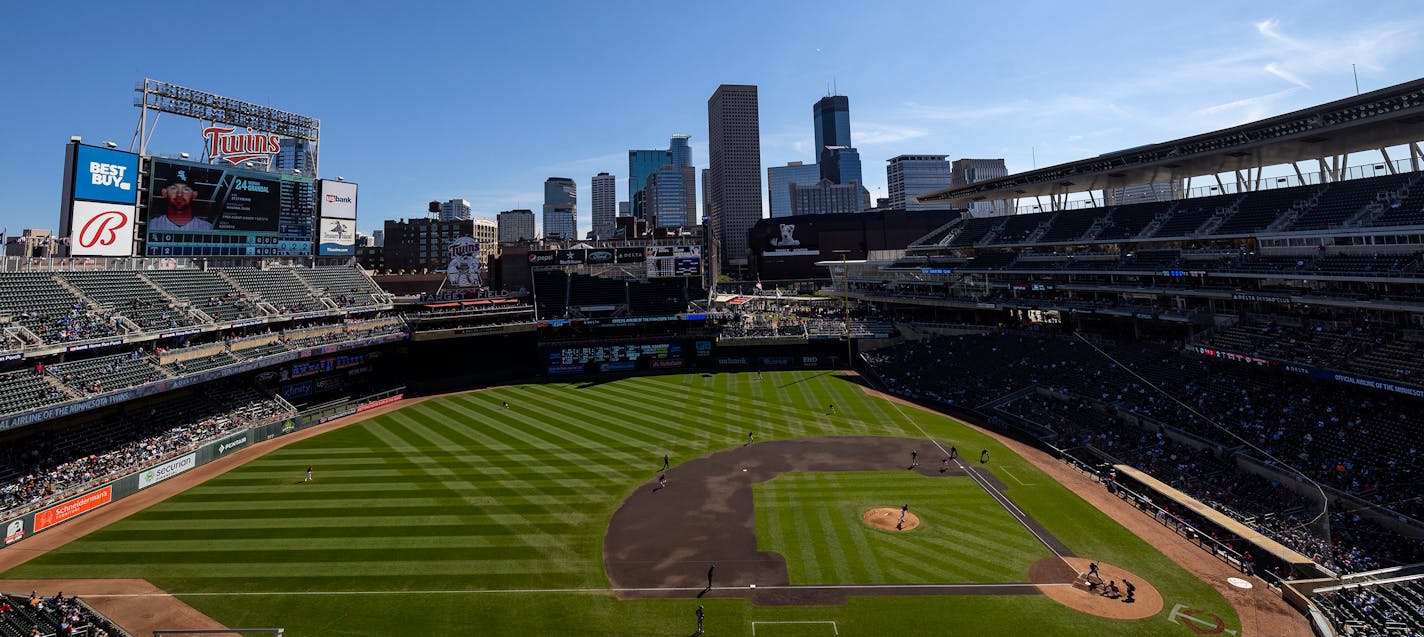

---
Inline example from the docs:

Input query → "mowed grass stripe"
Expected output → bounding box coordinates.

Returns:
[754,472,1050,584]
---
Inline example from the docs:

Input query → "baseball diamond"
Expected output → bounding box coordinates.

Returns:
[0,371,1298,636]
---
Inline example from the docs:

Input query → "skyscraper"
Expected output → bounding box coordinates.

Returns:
[439,199,473,222]
[497,209,536,243]
[669,134,698,228]
[591,172,617,238]
[813,95,851,152]
[950,159,1009,215]
[887,155,952,210]
[767,162,822,218]
[628,149,670,221]
[274,138,315,177]
[472,219,497,258]
[646,167,688,229]
[542,177,577,239]
[819,146,864,189]
[790,179,867,216]
[707,84,762,265]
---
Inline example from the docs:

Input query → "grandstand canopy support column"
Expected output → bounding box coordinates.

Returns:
[1293,161,1306,185]
[1411,142,1423,172]
[1378,147,1398,175]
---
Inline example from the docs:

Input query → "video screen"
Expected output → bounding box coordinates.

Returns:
[145,158,315,256]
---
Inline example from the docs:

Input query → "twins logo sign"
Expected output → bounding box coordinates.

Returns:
[3,519,22,545]
[70,201,136,257]
[203,126,281,165]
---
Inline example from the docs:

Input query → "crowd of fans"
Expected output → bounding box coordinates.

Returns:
[866,331,1424,575]
[0,386,292,517]
[20,300,122,344]
[0,591,120,637]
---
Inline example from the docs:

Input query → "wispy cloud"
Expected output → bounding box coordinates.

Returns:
[541,152,625,174]
[1263,63,1310,88]
[854,121,928,146]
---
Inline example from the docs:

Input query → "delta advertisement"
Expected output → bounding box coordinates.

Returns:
[137,453,197,490]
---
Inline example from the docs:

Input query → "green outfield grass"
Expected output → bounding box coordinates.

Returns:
[0,371,1241,636]
[755,471,1052,584]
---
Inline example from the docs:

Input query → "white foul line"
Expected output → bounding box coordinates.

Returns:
[74,582,1069,599]
[1001,467,1033,485]
[753,620,839,635]
[884,399,1074,571]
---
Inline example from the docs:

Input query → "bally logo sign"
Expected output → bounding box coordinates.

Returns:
[69,201,136,257]
[78,210,129,249]
[203,125,281,165]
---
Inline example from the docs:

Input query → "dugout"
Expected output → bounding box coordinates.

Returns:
[1113,465,1325,580]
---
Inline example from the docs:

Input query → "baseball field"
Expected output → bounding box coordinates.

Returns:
[0,371,1248,636]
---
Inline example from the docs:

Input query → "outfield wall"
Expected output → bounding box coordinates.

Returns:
[2,389,403,552]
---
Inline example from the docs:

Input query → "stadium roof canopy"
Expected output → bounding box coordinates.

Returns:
[918,77,1424,209]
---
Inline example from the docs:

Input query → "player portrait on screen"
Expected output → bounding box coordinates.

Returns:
[149,168,214,232]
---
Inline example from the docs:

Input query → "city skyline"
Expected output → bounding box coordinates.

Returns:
[1,2,1422,239]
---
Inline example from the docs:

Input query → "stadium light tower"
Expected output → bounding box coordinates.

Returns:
[833,249,852,369]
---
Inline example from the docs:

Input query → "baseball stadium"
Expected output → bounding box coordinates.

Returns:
[1,77,1423,637]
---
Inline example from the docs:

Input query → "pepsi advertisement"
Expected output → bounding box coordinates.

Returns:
[145,158,315,257]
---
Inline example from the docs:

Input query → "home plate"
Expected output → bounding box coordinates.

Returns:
[750,584,756,588]
[743,468,748,472]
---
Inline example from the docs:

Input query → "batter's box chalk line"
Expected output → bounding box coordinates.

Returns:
[751,620,839,635]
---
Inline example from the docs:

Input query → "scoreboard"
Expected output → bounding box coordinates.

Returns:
[144,158,315,257]
[646,246,701,278]
[548,343,682,365]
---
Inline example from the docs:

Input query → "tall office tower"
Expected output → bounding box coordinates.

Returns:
[790,179,867,215]
[618,202,629,216]
[440,199,473,222]
[628,149,671,221]
[646,167,688,229]
[591,172,617,238]
[542,177,577,239]
[700,169,710,224]
[887,155,953,210]
[768,161,822,218]
[669,134,698,227]
[497,209,537,243]
[371,230,384,247]
[707,84,762,265]
[819,146,864,188]
[274,138,315,177]
[813,95,852,151]
[950,158,1010,215]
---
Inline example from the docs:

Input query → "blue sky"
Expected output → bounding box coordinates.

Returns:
[1,0,1421,238]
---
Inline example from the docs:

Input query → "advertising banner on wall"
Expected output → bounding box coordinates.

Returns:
[69,201,137,256]
[319,180,358,219]
[137,453,197,490]
[34,486,112,532]
[72,145,140,204]
[318,217,356,256]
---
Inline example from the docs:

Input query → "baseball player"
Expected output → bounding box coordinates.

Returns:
[695,605,705,634]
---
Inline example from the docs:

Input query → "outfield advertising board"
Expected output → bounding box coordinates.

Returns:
[3,518,23,545]
[319,180,358,219]
[137,452,197,489]
[72,145,140,204]
[214,432,250,456]
[33,486,112,532]
[318,217,356,256]
[70,201,137,256]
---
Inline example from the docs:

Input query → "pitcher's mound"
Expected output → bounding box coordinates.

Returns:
[863,507,921,531]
